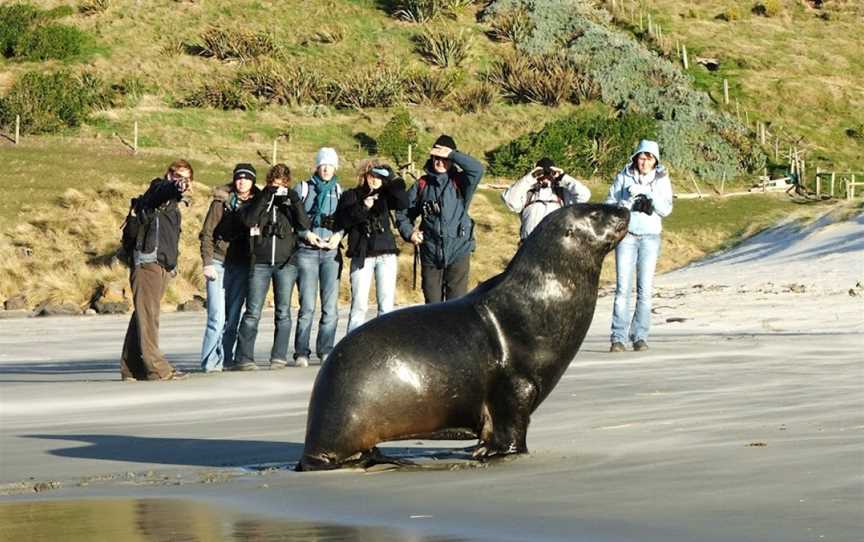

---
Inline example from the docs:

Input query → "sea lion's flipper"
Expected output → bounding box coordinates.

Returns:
[476,374,538,459]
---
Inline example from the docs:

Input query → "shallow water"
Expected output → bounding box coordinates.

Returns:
[0,499,479,542]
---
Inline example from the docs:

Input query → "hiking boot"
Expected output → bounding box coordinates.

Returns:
[270,359,289,370]
[609,342,626,353]
[293,356,310,368]
[633,340,649,352]
[233,361,259,372]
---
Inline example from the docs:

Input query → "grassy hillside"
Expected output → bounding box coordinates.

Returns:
[0,0,860,313]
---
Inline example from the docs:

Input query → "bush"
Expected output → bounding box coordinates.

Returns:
[191,26,280,61]
[486,109,658,180]
[177,82,254,110]
[486,5,533,44]
[414,26,471,68]
[385,0,450,23]
[235,61,326,106]
[405,69,456,105]
[453,82,497,113]
[0,71,111,133]
[485,52,589,106]
[13,24,87,60]
[0,4,40,57]
[327,65,405,109]
[78,0,110,16]
[378,108,419,165]
[752,0,783,16]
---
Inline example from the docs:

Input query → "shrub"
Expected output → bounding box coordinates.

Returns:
[405,69,456,105]
[13,24,87,60]
[716,7,743,21]
[192,26,280,61]
[752,0,783,16]
[0,71,110,133]
[385,0,449,23]
[43,5,75,19]
[414,26,471,68]
[302,25,345,45]
[453,82,497,113]
[111,76,147,108]
[486,109,658,180]
[78,0,110,16]
[327,65,405,109]
[0,3,40,57]
[486,5,533,44]
[485,52,589,106]
[235,61,326,106]
[177,82,254,110]
[378,108,420,165]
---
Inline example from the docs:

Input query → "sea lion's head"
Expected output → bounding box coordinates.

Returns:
[513,204,629,279]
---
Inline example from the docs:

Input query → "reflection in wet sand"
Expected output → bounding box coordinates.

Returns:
[0,499,477,541]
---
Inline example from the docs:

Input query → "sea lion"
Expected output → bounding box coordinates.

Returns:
[297,203,629,471]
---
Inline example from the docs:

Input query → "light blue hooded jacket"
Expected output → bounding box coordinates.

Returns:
[605,140,674,235]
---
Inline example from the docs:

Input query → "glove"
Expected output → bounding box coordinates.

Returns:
[631,194,654,215]
[628,183,649,197]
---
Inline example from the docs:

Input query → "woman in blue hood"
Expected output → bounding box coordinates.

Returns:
[605,140,674,353]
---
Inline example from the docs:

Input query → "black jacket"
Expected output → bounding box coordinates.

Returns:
[243,186,311,266]
[136,178,184,271]
[336,177,410,264]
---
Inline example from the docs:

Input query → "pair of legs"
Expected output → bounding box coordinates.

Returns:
[294,247,341,360]
[420,254,470,304]
[200,260,249,371]
[121,263,176,380]
[610,233,661,346]
[347,253,398,333]
[235,262,298,364]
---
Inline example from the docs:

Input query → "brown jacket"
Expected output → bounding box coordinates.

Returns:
[199,183,258,267]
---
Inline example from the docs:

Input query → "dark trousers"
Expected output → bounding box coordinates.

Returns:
[421,254,470,304]
[121,263,175,380]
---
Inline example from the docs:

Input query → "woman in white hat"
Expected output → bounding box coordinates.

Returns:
[605,140,674,353]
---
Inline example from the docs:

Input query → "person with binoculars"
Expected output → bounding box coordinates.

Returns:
[292,147,345,367]
[336,159,410,332]
[396,135,485,304]
[605,140,674,353]
[502,157,591,241]
[234,163,312,371]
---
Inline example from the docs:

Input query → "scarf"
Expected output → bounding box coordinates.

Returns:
[310,174,338,227]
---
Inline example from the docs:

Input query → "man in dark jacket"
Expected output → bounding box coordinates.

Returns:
[395,135,484,304]
[234,164,311,371]
[120,159,192,381]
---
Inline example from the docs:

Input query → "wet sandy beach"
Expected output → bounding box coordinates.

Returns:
[1,213,862,541]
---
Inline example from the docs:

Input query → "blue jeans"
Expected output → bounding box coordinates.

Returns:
[200,260,249,370]
[235,262,299,363]
[611,233,661,344]
[347,254,398,333]
[295,247,341,359]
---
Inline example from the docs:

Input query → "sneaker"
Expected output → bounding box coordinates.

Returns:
[293,356,309,368]
[160,370,189,381]
[203,367,223,374]
[633,340,649,352]
[269,359,289,370]
[609,342,626,353]
[121,374,139,382]
[233,361,259,371]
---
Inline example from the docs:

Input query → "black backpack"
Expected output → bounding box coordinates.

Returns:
[119,196,154,266]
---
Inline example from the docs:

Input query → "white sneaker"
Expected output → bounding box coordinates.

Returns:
[293,356,309,368]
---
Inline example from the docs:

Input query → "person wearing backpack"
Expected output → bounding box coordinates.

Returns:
[198,163,260,373]
[292,147,344,367]
[335,159,410,333]
[605,140,674,353]
[234,164,311,371]
[395,135,484,304]
[502,157,591,241]
[120,159,192,381]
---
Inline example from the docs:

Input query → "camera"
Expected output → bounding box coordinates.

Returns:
[275,186,289,197]
[421,200,441,218]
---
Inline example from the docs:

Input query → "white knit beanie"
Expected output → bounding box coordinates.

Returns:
[315,147,339,169]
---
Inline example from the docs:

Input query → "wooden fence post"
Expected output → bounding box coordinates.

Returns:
[682,45,689,69]
[815,167,821,197]
[133,121,138,154]
[830,172,835,196]
[15,115,20,145]
[723,79,729,105]
[272,139,278,165]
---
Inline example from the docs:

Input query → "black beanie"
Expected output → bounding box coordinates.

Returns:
[233,163,256,181]
[433,134,457,151]
[536,157,555,170]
